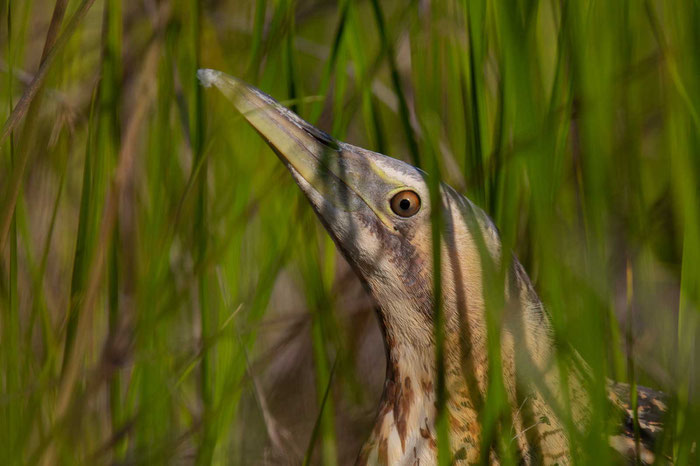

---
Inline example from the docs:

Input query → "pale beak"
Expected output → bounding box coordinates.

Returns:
[197,69,365,212]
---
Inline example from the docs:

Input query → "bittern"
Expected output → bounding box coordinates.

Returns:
[198,70,666,465]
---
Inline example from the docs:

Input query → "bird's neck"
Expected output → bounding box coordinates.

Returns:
[358,263,590,465]
[357,338,440,465]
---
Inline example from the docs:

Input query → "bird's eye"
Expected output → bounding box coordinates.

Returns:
[390,190,421,217]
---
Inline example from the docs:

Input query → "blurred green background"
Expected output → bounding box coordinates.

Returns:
[1,0,698,464]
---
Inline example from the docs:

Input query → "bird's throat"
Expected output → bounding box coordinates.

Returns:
[357,339,442,465]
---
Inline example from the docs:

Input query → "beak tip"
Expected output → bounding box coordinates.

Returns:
[197,69,251,110]
[197,68,224,88]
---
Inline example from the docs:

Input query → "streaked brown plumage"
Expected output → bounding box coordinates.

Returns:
[199,70,668,465]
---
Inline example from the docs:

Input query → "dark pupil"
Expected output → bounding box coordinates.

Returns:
[399,198,411,210]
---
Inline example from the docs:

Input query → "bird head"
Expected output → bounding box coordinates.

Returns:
[197,70,508,356]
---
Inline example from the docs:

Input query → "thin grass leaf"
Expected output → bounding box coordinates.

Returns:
[303,358,338,466]
[369,0,420,166]
[247,0,268,80]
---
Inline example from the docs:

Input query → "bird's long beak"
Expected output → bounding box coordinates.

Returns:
[197,69,366,213]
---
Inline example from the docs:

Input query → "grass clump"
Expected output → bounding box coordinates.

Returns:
[0,0,698,464]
